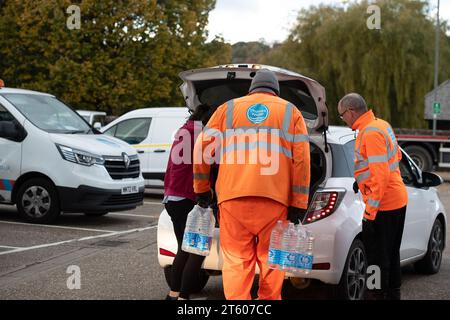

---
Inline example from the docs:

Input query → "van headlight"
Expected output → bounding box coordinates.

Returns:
[56,144,105,166]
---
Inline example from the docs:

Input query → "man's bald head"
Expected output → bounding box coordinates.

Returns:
[338,93,368,115]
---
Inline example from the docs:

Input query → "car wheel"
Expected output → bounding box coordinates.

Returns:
[336,239,367,300]
[414,219,444,274]
[16,178,61,224]
[404,145,433,172]
[84,212,109,217]
[163,265,210,294]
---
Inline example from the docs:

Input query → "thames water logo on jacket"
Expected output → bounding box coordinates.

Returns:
[247,104,269,124]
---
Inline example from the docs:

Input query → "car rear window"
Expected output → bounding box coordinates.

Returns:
[330,142,354,177]
[194,79,317,120]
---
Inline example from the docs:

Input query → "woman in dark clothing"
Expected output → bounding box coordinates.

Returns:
[164,104,215,300]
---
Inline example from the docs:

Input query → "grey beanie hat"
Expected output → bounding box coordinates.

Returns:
[249,69,280,95]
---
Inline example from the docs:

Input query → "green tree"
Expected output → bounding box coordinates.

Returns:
[0,0,230,115]
[232,41,271,64]
[203,35,232,66]
[262,0,450,128]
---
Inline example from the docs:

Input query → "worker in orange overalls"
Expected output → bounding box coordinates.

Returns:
[338,93,408,300]
[193,69,310,300]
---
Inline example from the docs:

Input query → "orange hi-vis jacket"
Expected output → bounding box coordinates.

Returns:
[193,92,311,209]
[352,110,408,221]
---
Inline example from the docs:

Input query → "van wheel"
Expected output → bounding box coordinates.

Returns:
[163,265,210,293]
[336,239,367,300]
[16,178,60,223]
[84,212,109,217]
[414,219,444,274]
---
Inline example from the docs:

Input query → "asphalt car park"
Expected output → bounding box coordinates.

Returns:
[0,183,449,300]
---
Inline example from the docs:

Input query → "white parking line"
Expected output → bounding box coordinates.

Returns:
[109,213,153,218]
[0,245,21,249]
[0,220,117,233]
[144,201,163,205]
[0,225,157,256]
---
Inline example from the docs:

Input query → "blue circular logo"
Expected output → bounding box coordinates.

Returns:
[247,104,269,124]
[96,137,120,148]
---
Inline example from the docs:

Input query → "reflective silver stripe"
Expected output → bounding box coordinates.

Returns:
[203,126,223,138]
[362,127,398,161]
[281,103,295,142]
[282,103,294,133]
[193,173,210,180]
[355,161,368,171]
[368,155,388,163]
[357,127,387,152]
[232,126,276,132]
[356,159,399,172]
[229,126,309,143]
[355,154,390,171]
[227,126,278,138]
[389,161,399,171]
[224,141,292,158]
[355,126,399,172]
[355,151,365,161]
[368,198,380,208]
[355,170,370,183]
[281,103,309,143]
[292,185,309,194]
[388,144,398,159]
[293,134,309,142]
[226,100,234,129]
[356,127,388,159]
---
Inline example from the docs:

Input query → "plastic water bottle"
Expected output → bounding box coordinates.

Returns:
[280,223,298,271]
[182,205,215,256]
[196,207,215,256]
[291,225,307,274]
[287,225,314,274]
[302,229,314,274]
[268,220,284,269]
[181,206,201,255]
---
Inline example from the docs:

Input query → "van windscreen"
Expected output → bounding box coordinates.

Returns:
[1,93,91,134]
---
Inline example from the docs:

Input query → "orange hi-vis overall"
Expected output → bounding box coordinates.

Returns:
[193,92,310,300]
[352,110,408,221]
[193,92,310,209]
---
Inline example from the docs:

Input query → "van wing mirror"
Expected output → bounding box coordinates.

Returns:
[421,172,443,187]
[0,121,18,139]
[93,122,102,130]
[0,120,27,142]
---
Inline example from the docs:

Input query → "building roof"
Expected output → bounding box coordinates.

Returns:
[424,79,450,121]
[425,79,450,98]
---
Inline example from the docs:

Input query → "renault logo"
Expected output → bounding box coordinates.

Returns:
[122,153,130,169]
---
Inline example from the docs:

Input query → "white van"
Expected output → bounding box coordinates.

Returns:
[101,108,190,188]
[76,110,107,129]
[0,84,145,223]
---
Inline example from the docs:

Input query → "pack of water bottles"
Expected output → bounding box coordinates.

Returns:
[268,220,314,274]
[181,205,216,256]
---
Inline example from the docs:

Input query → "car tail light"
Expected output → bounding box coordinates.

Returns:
[303,190,345,224]
[159,248,176,257]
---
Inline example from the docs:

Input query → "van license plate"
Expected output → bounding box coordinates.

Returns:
[121,186,139,195]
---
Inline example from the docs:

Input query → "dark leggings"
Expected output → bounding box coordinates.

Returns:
[165,199,206,299]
